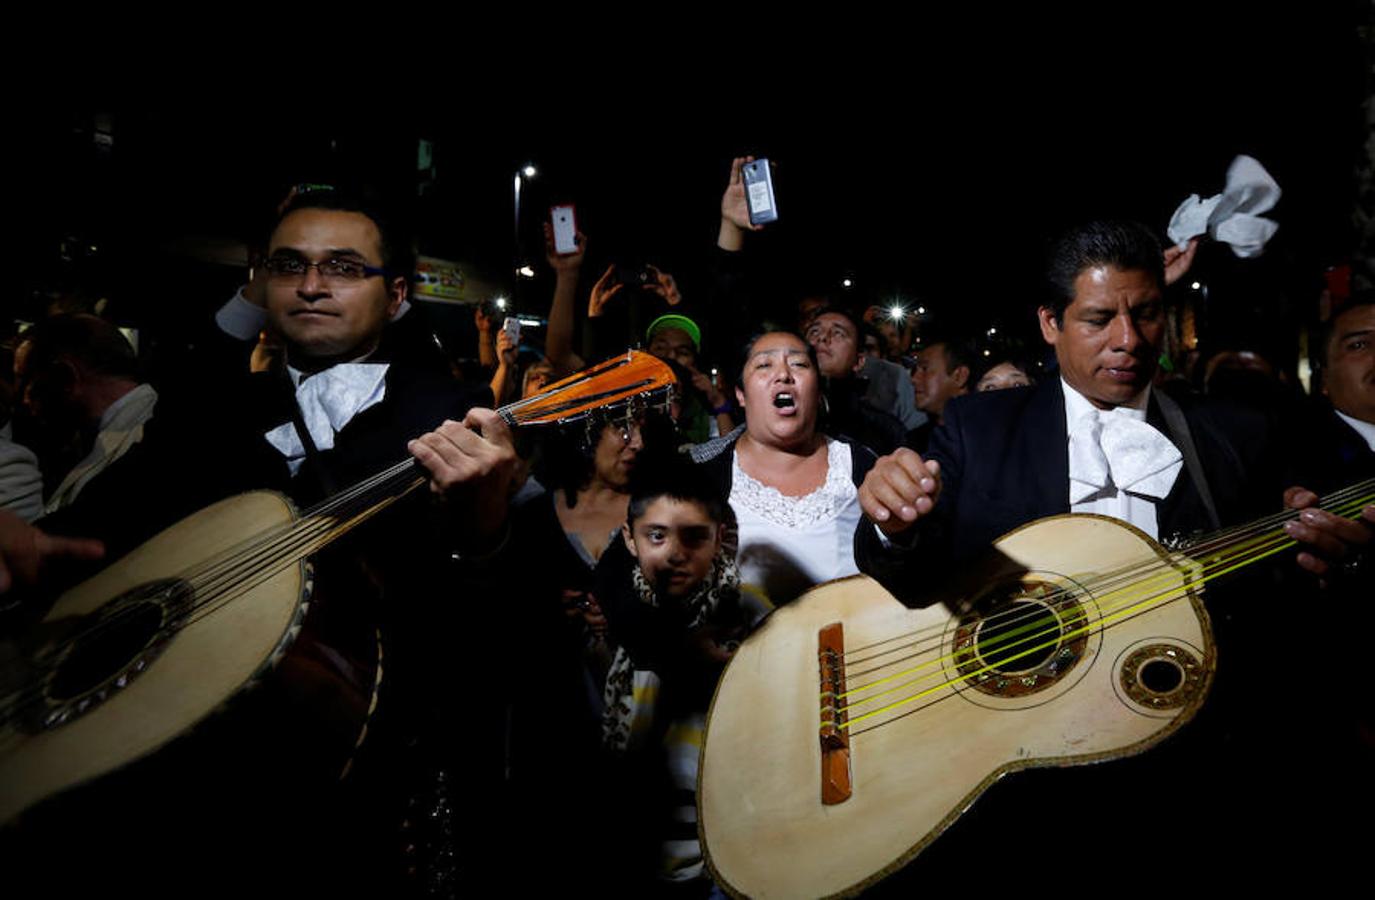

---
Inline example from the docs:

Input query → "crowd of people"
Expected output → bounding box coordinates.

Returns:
[0,155,1372,896]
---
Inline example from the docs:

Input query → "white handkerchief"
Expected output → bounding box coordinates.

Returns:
[1167,154,1281,258]
[1068,408,1183,505]
[265,363,389,475]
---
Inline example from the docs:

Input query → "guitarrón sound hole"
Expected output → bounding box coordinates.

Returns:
[49,601,164,702]
[1139,659,1184,694]
[976,600,1060,673]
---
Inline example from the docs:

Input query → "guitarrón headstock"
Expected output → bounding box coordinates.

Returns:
[498,351,676,428]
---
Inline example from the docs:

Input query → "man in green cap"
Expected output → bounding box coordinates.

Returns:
[645,314,734,441]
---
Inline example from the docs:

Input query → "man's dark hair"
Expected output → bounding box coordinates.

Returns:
[806,303,867,337]
[627,457,727,526]
[271,185,412,275]
[18,314,140,382]
[1044,220,1164,325]
[919,332,977,376]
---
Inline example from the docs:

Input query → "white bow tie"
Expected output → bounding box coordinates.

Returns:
[1068,407,1183,504]
[264,363,389,475]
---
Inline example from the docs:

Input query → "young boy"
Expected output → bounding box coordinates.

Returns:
[596,462,760,886]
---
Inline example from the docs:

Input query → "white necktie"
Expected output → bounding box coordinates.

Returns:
[1068,407,1183,504]
[264,363,389,475]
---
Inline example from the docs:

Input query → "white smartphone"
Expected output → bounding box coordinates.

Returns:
[502,316,521,345]
[550,204,579,255]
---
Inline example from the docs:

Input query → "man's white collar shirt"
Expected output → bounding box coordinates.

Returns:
[1063,379,1183,539]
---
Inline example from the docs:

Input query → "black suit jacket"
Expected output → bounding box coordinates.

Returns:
[857,378,1279,607]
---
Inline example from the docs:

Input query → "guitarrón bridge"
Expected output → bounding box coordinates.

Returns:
[818,622,852,805]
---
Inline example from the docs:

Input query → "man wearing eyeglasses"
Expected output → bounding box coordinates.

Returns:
[261,208,403,367]
[249,188,597,892]
[249,189,510,513]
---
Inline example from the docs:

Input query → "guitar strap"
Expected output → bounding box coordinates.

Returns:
[1155,391,1221,531]
[283,369,340,497]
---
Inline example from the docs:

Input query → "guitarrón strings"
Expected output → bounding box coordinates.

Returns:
[829,478,1375,736]
[0,354,675,733]
[0,458,425,731]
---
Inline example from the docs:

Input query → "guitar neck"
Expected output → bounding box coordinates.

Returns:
[1178,477,1375,580]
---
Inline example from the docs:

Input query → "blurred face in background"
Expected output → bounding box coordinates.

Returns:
[976,360,1032,392]
[911,343,969,418]
[806,312,862,378]
[1323,304,1375,424]
[648,327,697,370]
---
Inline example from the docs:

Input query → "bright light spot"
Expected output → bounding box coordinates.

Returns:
[523,165,537,178]
[983,349,991,357]
[917,306,927,315]
[517,265,535,278]
[1191,281,1201,291]
[842,278,853,288]
[889,305,904,321]
[988,327,997,336]
[495,297,507,309]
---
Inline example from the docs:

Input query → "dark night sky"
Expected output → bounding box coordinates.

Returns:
[11,6,1370,362]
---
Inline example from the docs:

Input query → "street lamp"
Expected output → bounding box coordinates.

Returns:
[513,163,537,309]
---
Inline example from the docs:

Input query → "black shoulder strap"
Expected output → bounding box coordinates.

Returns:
[1155,391,1221,531]
[283,370,339,497]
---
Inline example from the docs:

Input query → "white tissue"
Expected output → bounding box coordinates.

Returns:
[1167,155,1280,258]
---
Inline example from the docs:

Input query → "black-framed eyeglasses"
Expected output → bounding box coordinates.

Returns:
[262,255,389,282]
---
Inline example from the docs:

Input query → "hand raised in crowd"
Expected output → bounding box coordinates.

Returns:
[858,449,943,537]
[1281,486,1375,582]
[718,155,765,252]
[0,510,105,594]
[1163,237,1200,287]
[408,409,519,550]
[589,264,624,318]
[543,222,586,273]
[644,264,682,307]
[688,365,727,410]
[474,303,495,334]
[494,326,518,368]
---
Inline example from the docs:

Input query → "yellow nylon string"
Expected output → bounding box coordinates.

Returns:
[826,491,1375,721]
[836,556,1199,705]
[835,522,1330,730]
[840,489,1375,670]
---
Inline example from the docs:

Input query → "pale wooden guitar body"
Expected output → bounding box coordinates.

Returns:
[700,514,1215,898]
[0,490,323,823]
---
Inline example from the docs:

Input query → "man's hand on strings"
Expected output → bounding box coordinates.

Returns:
[0,510,104,594]
[1282,486,1375,578]
[858,449,943,538]
[409,409,518,549]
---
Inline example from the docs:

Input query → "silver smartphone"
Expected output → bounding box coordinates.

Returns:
[742,159,778,226]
